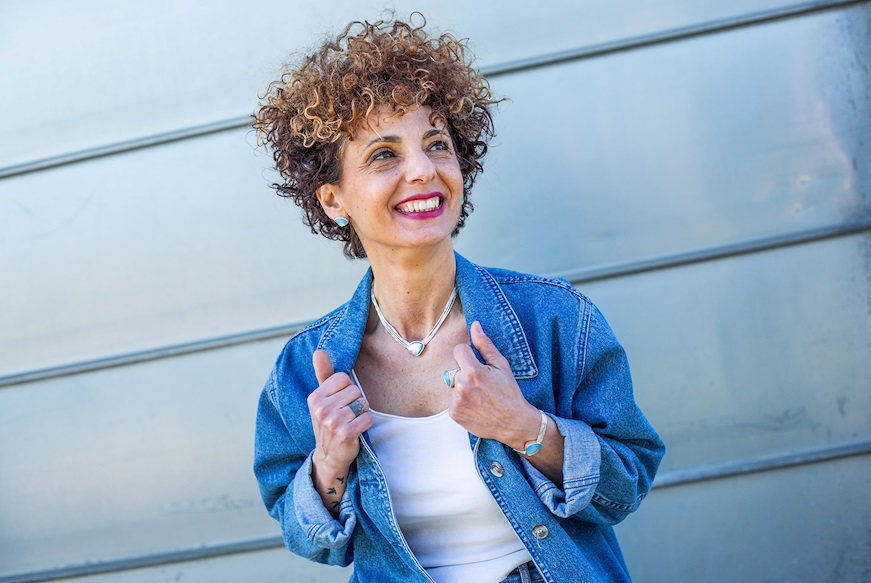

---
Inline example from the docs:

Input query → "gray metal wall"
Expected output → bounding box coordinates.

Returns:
[1,1,869,581]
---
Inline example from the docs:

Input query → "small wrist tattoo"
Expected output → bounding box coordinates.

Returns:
[327,487,337,495]
[337,476,345,484]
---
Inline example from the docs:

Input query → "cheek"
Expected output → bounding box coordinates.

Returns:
[438,158,464,191]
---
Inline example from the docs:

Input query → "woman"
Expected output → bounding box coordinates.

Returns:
[253,15,664,583]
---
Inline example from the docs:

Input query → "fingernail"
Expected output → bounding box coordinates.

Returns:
[473,321,483,334]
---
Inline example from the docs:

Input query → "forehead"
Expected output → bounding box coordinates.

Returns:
[347,105,446,142]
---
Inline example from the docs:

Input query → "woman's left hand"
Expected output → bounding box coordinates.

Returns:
[449,321,542,450]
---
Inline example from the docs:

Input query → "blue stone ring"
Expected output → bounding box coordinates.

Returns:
[443,368,460,388]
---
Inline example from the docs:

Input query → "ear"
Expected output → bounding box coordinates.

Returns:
[316,183,344,221]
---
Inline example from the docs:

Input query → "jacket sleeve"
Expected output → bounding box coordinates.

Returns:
[521,302,665,525]
[253,370,357,565]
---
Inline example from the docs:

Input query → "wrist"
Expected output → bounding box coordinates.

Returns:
[312,450,350,480]
[509,408,549,457]
[311,451,351,518]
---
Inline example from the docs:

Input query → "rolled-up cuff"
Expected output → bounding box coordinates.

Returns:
[293,454,357,549]
[520,415,601,518]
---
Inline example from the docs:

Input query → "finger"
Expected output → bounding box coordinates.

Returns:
[314,394,368,435]
[331,405,373,433]
[309,381,360,423]
[453,342,482,372]
[312,349,335,385]
[470,321,509,369]
[321,411,371,447]
[320,383,364,412]
[346,397,368,418]
[347,411,373,434]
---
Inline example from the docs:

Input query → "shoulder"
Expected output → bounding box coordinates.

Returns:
[472,260,620,349]
[292,302,348,343]
[287,302,347,352]
[265,303,348,401]
[479,263,593,313]
[476,263,625,380]
[469,261,600,352]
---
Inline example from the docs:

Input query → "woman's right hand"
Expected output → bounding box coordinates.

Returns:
[308,349,371,516]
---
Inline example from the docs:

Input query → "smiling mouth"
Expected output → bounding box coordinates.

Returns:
[396,196,442,214]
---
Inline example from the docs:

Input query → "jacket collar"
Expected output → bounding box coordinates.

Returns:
[317,252,538,379]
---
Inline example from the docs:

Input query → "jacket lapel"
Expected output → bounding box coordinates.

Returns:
[455,253,538,380]
[316,268,373,376]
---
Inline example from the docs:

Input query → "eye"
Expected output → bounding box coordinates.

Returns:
[428,140,450,152]
[370,148,395,161]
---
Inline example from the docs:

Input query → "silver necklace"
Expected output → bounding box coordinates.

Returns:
[371,286,458,356]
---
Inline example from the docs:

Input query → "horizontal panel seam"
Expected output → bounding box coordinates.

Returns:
[0,535,285,583]
[1,218,869,388]
[652,438,871,489]
[482,0,865,78]
[2,439,868,582]
[0,0,864,179]
[552,216,871,284]
[0,322,309,387]
[0,117,250,179]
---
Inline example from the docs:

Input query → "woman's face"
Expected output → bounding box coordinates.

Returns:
[317,105,464,260]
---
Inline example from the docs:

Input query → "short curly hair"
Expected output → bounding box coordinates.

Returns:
[253,14,499,259]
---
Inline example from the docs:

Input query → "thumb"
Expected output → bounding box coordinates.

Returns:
[312,349,335,385]
[470,321,505,367]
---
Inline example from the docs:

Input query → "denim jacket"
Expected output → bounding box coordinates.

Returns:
[254,253,664,583]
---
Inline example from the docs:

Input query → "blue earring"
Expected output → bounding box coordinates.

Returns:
[334,216,349,227]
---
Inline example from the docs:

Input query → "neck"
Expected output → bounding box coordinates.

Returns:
[368,242,458,341]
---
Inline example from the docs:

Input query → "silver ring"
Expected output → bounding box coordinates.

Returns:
[347,398,366,417]
[443,368,460,388]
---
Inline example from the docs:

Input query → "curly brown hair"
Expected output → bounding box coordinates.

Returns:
[253,14,499,259]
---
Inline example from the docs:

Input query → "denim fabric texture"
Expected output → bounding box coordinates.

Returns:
[501,561,545,583]
[253,253,665,583]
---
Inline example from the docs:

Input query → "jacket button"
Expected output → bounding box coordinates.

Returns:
[532,524,549,539]
[489,462,504,477]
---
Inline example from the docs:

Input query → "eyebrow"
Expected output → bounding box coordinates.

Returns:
[364,129,445,148]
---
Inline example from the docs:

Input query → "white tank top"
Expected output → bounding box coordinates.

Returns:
[355,372,532,583]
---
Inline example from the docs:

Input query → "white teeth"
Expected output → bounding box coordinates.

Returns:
[399,196,440,213]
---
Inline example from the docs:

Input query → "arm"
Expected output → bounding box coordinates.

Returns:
[565,304,664,524]
[521,303,664,525]
[253,350,371,564]
[449,321,567,485]
[449,309,663,526]
[503,409,565,486]
[254,387,354,565]
[308,349,372,518]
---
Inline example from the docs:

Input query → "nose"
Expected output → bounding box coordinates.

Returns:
[403,149,437,183]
